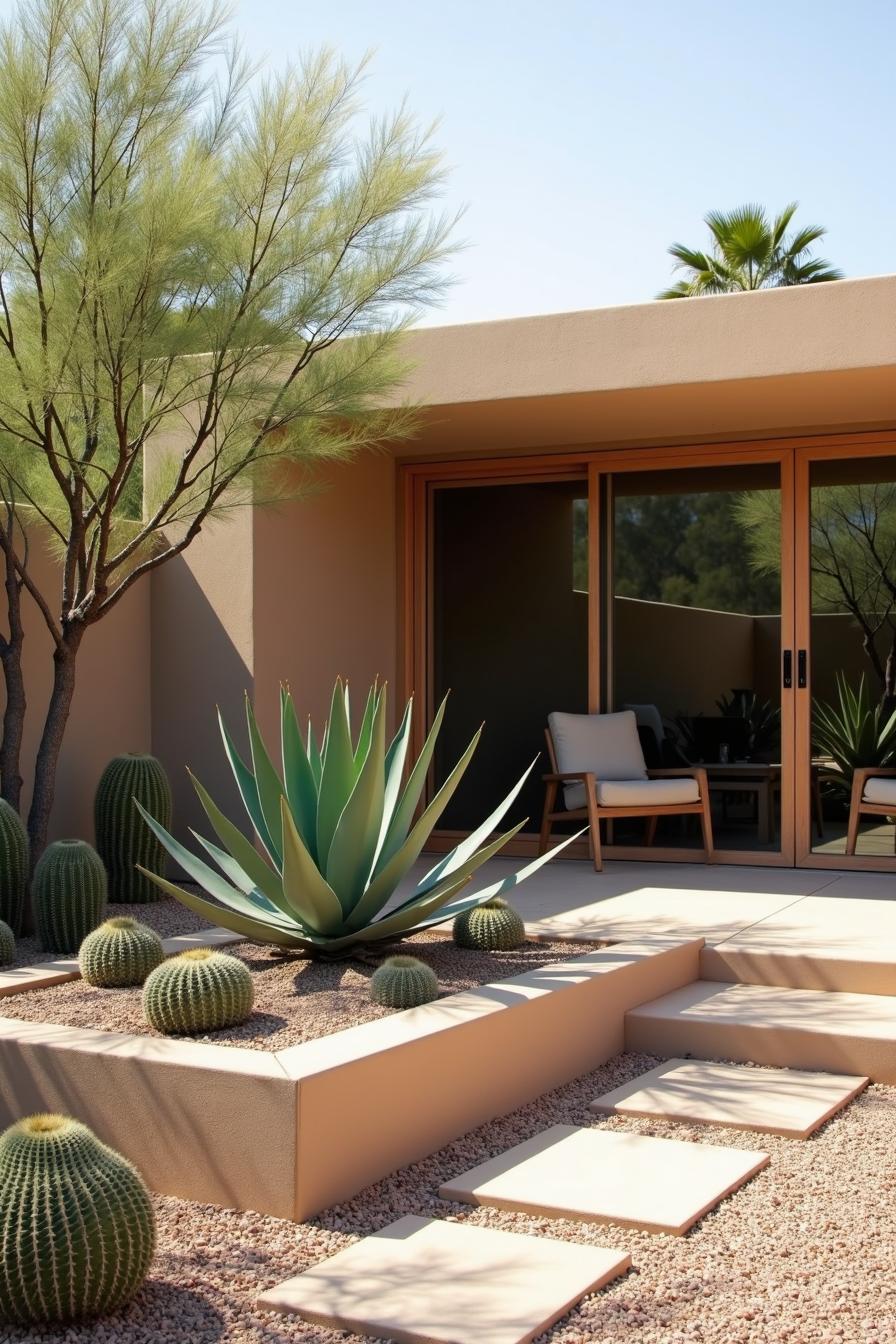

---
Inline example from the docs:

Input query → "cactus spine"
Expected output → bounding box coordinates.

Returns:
[0,920,13,966]
[0,1113,155,1323]
[94,755,172,903]
[369,955,439,1009]
[142,949,253,1034]
[0,801,28,934]
[32,840,107,954]
[453,897,526,952]
[79,917,164,988]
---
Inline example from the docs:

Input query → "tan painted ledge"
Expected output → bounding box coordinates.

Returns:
[0,925,242,998]
[0,936,701,1222]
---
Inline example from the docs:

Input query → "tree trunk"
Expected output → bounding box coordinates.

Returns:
[0,537,25,810]
[27,628,84,862]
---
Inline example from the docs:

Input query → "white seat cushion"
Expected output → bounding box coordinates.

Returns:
[862,776,896,806]
[564,776,700,811]
[548,710,647,810]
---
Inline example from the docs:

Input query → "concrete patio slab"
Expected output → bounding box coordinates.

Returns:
[257,1214,631,1344]
[625,980,896,1082]
[438,1124,769,1235]
[589,1059,868,1138]
[703,895,896,995]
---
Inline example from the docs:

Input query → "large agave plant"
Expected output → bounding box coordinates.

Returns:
[137,681,579,957]
[813,672,896,799]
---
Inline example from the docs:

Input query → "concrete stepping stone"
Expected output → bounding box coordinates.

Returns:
[257,1213,630,1344]
[590,1059,868,1138]
[439,1123,768,1235]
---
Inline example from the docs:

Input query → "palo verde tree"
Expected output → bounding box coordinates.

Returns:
[0,0,455,855]
[735,485,896,710]
[657,203,842,299]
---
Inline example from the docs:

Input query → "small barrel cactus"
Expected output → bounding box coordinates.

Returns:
[79,917,165,988]
[453,897,526,952]
[0,800,28,934]
[370,955,439,1009]
[0,919,14,966]
[142,949,253,1034]
[94,754,172,903]
[33,840,107,955]
[0,1113,155,1324]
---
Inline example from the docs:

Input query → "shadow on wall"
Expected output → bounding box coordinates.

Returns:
[151,551,252,852]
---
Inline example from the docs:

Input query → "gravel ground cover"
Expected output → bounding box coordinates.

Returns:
[4,898,210,969]
[3,1050,892,1344]
[0,931,602,1049]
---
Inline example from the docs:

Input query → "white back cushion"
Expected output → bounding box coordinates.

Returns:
[548,710,648,796]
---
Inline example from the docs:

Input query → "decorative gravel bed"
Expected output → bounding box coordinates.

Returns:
[3,1051,893,1344]
[0,930,604,1049]
[5,899,210,968]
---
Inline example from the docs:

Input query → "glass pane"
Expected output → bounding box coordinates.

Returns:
[809,456,896,858]
[433,479,588,832]
[609,461,783,855]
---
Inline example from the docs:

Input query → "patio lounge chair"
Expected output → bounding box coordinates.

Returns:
[539,709,714,872]
[845,767,896,855]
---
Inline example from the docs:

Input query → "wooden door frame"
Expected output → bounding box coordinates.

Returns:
[399,427,896,870]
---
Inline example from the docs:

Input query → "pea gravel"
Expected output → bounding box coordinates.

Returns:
[7,898,210,968]
[1,1051,892,1344]
[0,931,604,1049]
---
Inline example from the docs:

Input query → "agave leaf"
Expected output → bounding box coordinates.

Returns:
[317,679,358,869]
[353,681,379,767]
[245,696,285,865]
[189,834,304,924]
[412,759,537,899]
[219,709,278,861]
[281,797,346,935]
[307,718,323,788]
[341,725,482,933]
[385,820,527,919]
[134,868,309,948]
[373,695,414,869]
[190,771,286,909]
[135,801,274,914]
[281,689,319,860]
[325,690,387,909]
[373,693,449,875]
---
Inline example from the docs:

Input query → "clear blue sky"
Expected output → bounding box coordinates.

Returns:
[229,0,895,326]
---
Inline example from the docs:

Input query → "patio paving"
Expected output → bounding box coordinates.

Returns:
[589,1058,868,1138]
[257,1214,631,1344]
[438,1124,769,1235]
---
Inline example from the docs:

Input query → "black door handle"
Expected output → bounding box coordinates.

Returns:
[783,649,792,689]
[797,649,807,689]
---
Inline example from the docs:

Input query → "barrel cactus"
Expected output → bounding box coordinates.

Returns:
[0,920,14,966]
[0,800,28,934]
[94,754,172,903]
[453,897,526,951]
[0,1113,155,1324]
[32,840,107,955]
[142,949,253,1034]
[370,955,439,1009]
[79,917,165,988]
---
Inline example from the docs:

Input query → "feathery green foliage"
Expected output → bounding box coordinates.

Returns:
[79,916,164,987]
[142,948,253,1034]
[0,0,455,858]
[0,1114,154,1324]
[32,839,107,953]
[369,955,439,1009]
[136,680,582,958]
[94,755,172,902]
[0,801,27,933]
[658,203,842,298]
[453,897,525,951]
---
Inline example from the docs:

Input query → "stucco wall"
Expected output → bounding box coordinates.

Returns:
[2,527,151,841]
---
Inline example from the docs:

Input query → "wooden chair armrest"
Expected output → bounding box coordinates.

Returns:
[647,766,708,783]
[853,765,896,781]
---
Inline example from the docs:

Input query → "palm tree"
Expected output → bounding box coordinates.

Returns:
[657,202,843,299]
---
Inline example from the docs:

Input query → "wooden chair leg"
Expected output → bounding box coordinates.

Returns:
[699,795,715,863]
[645,815,658,847]
[539,781,557,856]
[584,776,602,872]
[845,799,861,856]
[812,771,824,840]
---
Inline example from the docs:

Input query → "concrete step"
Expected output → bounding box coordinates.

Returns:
[626,980,896,1083]
[699,896,896,997]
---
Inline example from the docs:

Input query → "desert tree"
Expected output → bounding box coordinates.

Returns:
[0,0,455,854]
